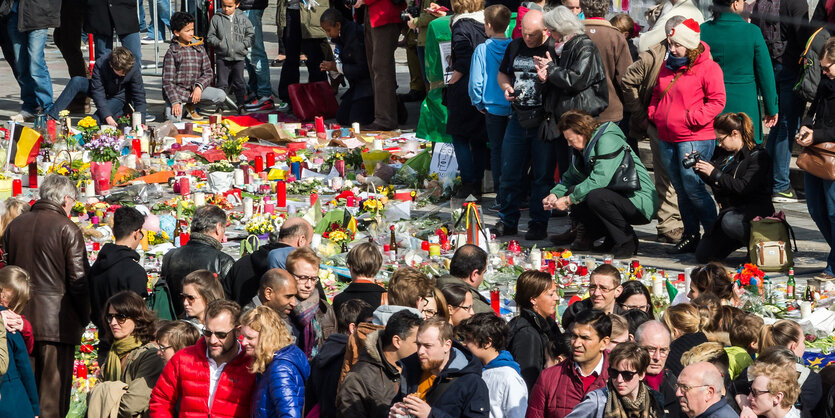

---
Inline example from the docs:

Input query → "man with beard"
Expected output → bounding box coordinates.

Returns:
[150,300,255,417]
[391,318,490,417]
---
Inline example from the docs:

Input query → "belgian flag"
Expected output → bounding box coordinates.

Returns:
[9,124,42,168]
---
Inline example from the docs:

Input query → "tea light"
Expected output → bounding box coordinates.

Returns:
[352,122,360,135]
[194,191,206,207]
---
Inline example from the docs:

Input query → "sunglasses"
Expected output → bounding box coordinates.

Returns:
[608,368,639,381]
[181,293,198,302]
[202,329,233,340]
[106,313,130,325]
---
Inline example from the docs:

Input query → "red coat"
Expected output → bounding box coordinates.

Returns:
[526,353,610,418]
[150,337,255,418]
[647,41,726,143]
[364,0,405,28]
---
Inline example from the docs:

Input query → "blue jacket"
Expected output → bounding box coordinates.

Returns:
[90,52,147,120]
[469,37,513,116]
[695,398,738,418]
[251,344,311,418]
[0,307,39,418]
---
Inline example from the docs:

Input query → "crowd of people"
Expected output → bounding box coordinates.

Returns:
[0,175,831,418]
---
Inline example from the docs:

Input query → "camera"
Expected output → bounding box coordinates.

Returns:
[682,151,702,169]
[401,5,420,21]
[345,0,357,7]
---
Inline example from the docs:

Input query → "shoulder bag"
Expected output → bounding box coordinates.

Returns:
[585,123,641,193]
[797,142,835,180]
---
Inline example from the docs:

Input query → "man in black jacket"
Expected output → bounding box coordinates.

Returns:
[393,318,490,417]
[47,47,147,125]
[636,320,681,418]
[320,8,374,125]
[225,225,291,306]
[162,205,234,317]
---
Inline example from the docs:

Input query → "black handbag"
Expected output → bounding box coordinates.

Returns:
[538,112,560,142]
[513,104,545,130]
[585,123,641,193]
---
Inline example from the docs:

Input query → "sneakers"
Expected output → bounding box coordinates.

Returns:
[141,36,161,45]
[224,95,238,111]
[815,272,835,281]
[277,101,290,112]
[145,113,156,123]
[184,104,204,120]
[525,223,548,241]
[667,233,700,254]
[244,96,275,112]
[772,188,800,203]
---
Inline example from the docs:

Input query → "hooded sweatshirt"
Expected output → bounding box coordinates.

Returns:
[206,9,254,62]
[371,305,422,326]
[469,37,513,116]
[89,243,149,331]
[483,351,528,418]
[307,333,349,417]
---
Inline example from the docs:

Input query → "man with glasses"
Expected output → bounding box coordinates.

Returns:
[151,300,256,417]
[561,264,624,330]
[286,247,336,359]
[675,362,737,417]
[636,320,680,417]
[2,175,89,418]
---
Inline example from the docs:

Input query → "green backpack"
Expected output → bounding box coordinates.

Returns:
[748,212,797,272]
[147,278,177,321]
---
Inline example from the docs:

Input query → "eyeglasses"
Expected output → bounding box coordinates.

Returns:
[202,329,234,340]
[823,62,835,73]
[750,388,772,397]
[608,368,639,381]
[106,313,130,325]
[675,383,709,393]
[420,308,437,318]
[181,293,198,302]
[588,285,616,294]
[293,274,319,284]
[452,304,474,312]
[158,345,173,352]
[620,303,649,311]
[716,134,730,142]
[643,346,671,356]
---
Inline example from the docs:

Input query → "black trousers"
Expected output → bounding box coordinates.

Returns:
[696,209,747,263]
[336,88,374,125]
[0,15,18,78]
[571,188,650,246]
[277,8,327,102]
[55,0,87,78]
[217,59,246,106]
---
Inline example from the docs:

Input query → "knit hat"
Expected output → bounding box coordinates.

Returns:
[669,18,701,50]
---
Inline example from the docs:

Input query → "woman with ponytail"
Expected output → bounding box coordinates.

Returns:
[661,303,708,376]
[693,112,775,263]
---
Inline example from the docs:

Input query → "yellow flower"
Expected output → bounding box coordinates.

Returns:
[290,156,304,163]
[561,250,572,259]
[58,110,70,118]
[329,230,347,242]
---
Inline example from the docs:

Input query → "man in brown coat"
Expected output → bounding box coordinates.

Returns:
[581,0,632,123]
[3,174,90,418]
[621,15,687,244]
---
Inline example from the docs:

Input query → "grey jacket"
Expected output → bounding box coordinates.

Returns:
[565,385,666,418]
[206,9,254,61]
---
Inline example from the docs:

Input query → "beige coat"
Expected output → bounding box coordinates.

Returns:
[584,19,633,123]
[622,40,668,138]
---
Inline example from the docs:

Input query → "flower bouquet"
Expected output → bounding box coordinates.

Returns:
[66,324,100,418]
[245,213,283,236]
[207,161,235,193]
[76,116,100,143]
[84,131,122,194]
[218,135,246,161]
[147,230,170,245]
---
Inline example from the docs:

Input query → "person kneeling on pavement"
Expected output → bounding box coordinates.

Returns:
[543,110,658,259]
[693,112,774,263]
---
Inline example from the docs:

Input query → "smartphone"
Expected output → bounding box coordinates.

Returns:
[426,5,449,12]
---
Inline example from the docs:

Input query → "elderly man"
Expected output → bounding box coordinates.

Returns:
[494,9,557,241]
[561,264,623,330]
[267,217,314,269]
[676,362,738,418]
[3,174,90,417]
[286,247,336,359]
[437,244,491,314]
[162,205,235,317]
[636,320,680,417]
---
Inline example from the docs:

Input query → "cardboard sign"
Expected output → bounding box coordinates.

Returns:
[429,142,457,180]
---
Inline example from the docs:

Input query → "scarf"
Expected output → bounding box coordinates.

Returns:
[665,55,688,71]
[189,233,223,250]
[101,336,142,381]
[291,291,322,358]
[604,381,659,418]
[484,350,522,374]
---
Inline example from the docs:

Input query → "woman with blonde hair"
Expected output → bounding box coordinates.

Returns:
[0,266,33,353]
[242,306,310,418]
[745,346,823,414]
[0,198,28,268]
[0,266,37,417]
[738,362,801,418]
[662,303,708,375]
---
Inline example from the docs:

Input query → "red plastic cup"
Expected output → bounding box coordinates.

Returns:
[12,179,21,196]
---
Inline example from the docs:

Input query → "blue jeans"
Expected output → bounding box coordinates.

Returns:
[766,63,802,193]
[242,9,271,98]
[47,76,126,122]
[146,0,171,40]
[8,7,52,113]
[805,173,835,275]
[94,32,142,64]
[138,0,147,32]
[499,113,556,228]
[452,134,487,185]
[485,112,508,204]
[657,139,718,236]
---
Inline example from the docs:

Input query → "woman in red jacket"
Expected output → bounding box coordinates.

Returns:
[647,18,726,255]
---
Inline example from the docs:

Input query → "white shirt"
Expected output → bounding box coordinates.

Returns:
[206,343,242,407]
[482,366,528,418]
[574,355,605,378]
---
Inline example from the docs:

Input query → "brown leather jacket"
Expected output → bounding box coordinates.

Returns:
[3,200,90,345]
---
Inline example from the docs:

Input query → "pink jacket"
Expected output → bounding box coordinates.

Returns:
[647,41,726,143]
[364,0,405,28]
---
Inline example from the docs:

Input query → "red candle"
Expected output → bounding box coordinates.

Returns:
[277,180,286,207]
[46,119,56,141]
[92,242,100,251]
[179,177,190,196]
[132,138,141,158]
[266,152,275,169]
[490,288,501,315]
[28,163,37,188]
[242,164,250,184]
[12,179,21,196]
[254,156,264,172]
[346,196,354,207]
[310,193,318,206]
[180,233,190,246]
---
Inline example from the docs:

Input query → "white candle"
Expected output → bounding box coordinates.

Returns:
[243,197,254,218]
[125,154,137,169]
[202,127,211,142]
[132,112,142,130]
[194,192,206,207]
[529,249,541,270]
[652,274,665,297]
[141,153,151,168]
[84,180,95,197]
[233,168,244,186]
[352,122,360,135]
[801,301,813,319]
[373,138,383,150]
[140,134,149,153]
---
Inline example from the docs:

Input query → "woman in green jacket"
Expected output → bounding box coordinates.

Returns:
[700,0,778,143]
[543,110,658,258]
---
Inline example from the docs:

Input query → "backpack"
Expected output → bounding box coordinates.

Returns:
[748,211,798,272]
[147,278,177,321]
[794,27,831,103]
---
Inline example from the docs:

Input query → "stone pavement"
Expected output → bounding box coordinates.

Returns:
[0,6,830,282]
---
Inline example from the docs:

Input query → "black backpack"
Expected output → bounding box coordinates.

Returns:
[795,27,831,103]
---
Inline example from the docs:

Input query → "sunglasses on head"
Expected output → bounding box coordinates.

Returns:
[106,313,130,325]
[202,329,233,340]
[608,368,639,381]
